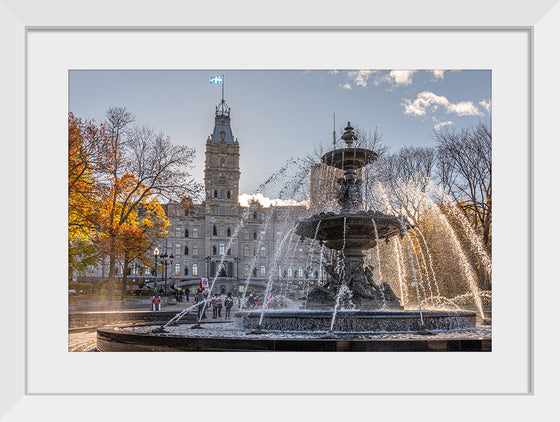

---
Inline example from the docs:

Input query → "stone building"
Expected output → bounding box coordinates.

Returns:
[80,98,314,295]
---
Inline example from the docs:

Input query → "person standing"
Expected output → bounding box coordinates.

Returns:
[212,295,218,318]
[195,289,205,320]
[224,292,234,319]
[216,295,223,318]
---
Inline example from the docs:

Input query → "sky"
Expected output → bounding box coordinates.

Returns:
[68,69,491,196]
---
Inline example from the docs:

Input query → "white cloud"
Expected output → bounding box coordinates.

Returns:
[447,101,483,116]
[238,193,308,208]
[431,70,445,80]
[479,99,492,112]
[433,120,454,130]
[346,70,377,87]
[339,83,352,90]
[403,91,483,117]
[387,70,416,86]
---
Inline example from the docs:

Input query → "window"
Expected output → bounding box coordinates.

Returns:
[193,228,198,237]
[193,209,198,217]
[219,206,225,215]
[192,264,198,276]
[220,157,226,167]
[244,265,250,277]
[260,246,266,257]
[219,177,226,184]
[213,225,217,236]
[298,267,304,278]
[276,231,281,240]
[175,244,181,255]
[175,263,180,275]
[184,245,189,255]
[227,191,231,199]
[192,245,198,257]
[220,189,225,198]
[244,245,250,257]
[252,268,257,277]
[185,229,189,238]
[244,230,249,240]
[176,209,180,216]
[214,190,218,198]
[213,245,217,255]
[227,248,231,256]
[227,227,231,237]
[253,212,257,220]
[288,268,293,277]
[260,266,266,276]
[219,243,225,255]
[243,212,249,220]
[278,267,282,277]
[261,212,265,220]
[219,226,225,236]
[184,266,189,275]
[253,232,257,240]
[175,227,181,237]
[260,231,266,240]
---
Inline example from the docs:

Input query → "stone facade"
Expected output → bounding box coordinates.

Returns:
[78,99,312,295]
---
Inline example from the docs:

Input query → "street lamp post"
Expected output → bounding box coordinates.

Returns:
[153,247,160,293]
[234,256,240,292]
[160,253,174,295]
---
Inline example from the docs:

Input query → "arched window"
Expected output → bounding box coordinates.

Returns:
[227,227,231,237]
[244,245,250,257]
[192,264,198,276]
[252,268,257,277]
[253,212,257,220]
[184,266,189,275]
[227,191,231,199]
[260,246,266,257]
[192,245,198,257]
[214,190,218,198]
[213,245,217,255]
[220,189,225,198]
[220,158,226,167]
[244,265,250,276]
[261,212,265,220]
[184,229,189,238]
[260,266,266,276]
[253,232,257,240]
[219,243,225,255]
[184,245,189,255]
[213,225,217,236]
[227,248,231,256]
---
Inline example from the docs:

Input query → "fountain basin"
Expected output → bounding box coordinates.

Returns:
[235,310,476,333]
[295,211,407,250]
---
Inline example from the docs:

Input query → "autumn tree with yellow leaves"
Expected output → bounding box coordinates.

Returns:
[68,107,201,296]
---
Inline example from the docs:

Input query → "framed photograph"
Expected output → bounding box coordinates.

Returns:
[1,0,557,419]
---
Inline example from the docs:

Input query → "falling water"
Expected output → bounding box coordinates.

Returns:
[403,232,425,326]
[370,218,383,283]
[433,207,485,318]
[258,230,294,326]
[303,220,322,302]
[329,216,347,331]
[240,216,272,304]
[393,237,408,308]
[413,227,441,300]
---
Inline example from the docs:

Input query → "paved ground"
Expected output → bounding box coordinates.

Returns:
[68,329,98,352]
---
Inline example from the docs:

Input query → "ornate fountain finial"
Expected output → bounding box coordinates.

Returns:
[341,122,357,147]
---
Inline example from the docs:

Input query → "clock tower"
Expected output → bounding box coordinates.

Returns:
[203,98,241,279]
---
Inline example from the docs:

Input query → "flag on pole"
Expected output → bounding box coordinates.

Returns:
[210,75,223,84]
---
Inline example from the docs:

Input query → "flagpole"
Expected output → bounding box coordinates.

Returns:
[221,74,224,103]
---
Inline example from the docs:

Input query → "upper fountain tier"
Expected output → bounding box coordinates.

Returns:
[321,122,378,171]
[295,121,411,249]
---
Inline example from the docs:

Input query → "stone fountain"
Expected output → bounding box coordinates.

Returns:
[295,122,408,309]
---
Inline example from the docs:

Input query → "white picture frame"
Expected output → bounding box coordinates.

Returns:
[1,0,558,419]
